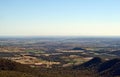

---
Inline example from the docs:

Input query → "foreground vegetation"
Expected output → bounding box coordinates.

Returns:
[0,58,120,77]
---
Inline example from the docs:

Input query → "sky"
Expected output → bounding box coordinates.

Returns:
[0,0,120,36]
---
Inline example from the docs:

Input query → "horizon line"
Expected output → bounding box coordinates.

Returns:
[0,35,120,38]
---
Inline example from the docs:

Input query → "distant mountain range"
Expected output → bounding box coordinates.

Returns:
[72,47,85,50]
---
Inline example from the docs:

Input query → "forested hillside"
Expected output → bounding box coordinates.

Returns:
[0,58,120,77]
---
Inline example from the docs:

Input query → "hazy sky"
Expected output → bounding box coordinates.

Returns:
[0,0,120,36]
